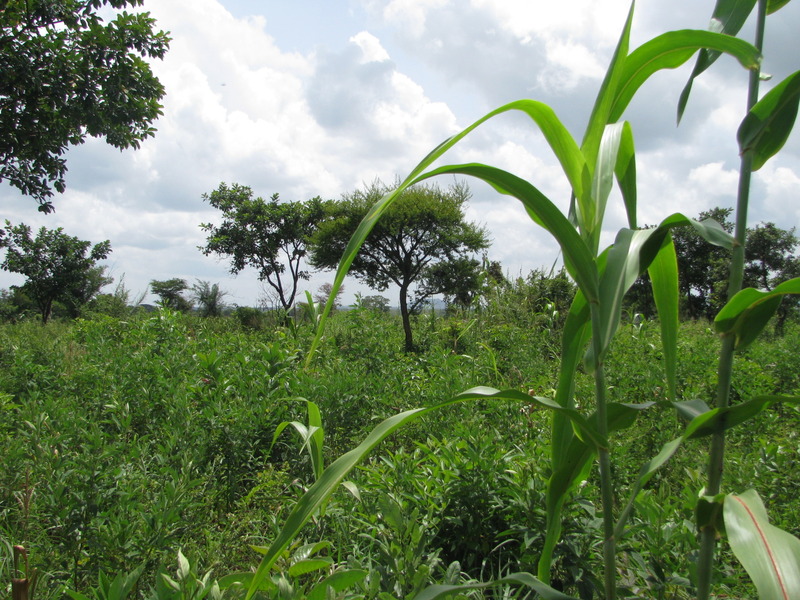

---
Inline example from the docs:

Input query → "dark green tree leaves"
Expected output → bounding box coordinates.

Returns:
[200,184,326,312]
[0,0,170,212]
[0,220,112,322]
[309,180,489,352]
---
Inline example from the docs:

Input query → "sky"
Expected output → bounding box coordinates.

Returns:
[2,0,800,308]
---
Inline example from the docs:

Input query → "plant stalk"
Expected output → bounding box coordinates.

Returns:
[591,304,616,600]
[696,2,766,598]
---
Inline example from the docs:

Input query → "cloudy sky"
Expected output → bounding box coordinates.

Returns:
[2,0,799,308]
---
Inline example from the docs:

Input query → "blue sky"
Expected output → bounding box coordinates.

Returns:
[2,0,799,308]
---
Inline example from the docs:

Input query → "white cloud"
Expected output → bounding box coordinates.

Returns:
[2,0,799,308]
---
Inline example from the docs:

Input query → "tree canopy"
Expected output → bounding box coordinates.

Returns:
[0,220,111,323]
[627,207,800,322]
[0,0,170,212]
[309,180,490,351]
[200,183,327,313]
[150,278,192,312]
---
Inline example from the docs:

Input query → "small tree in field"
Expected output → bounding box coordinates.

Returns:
[150,278,192,313]
[314,282,344,310]
[0,221,111,323]
[200,184,327,313]
[309,180,490,351]
[191,280,229,317]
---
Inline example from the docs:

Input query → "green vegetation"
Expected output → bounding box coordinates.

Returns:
[309,180,490,352]
[0,304,799,599]
[0,222,112,324]
[0,0,170,213]
[3,1,800,599]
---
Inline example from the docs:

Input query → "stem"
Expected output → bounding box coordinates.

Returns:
[591,305,616,600]
[696,2,766,598]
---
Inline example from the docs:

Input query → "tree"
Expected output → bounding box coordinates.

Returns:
[0,220,111,323]
[309,180,490,351]
[314,282,344,310]
[628,208,800,322]
[150,278,192,312]
[672,207,734,319]
[191,280,228,317]
[1,1,170,213]
[200,184,327,313]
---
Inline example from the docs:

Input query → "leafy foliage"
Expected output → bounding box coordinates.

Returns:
[150,278,192,313]
[0,221,111,323]
[191,280,229,318]
[0,0,170,212]
[309,180,490,351]
[200,184,326,312]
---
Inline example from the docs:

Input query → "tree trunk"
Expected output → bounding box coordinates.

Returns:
[398,284,414,352]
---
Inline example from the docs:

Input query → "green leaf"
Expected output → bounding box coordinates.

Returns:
[454,387,608,450]
[417,164,599,303]
[306,570,368,600]
[305,100,586,368]
[673,399,712,421]
[647,234,679,401]
[725,490,800,599]
[415,572,578,600]
[715,278,800,349]
[611,29,761,123]
[767,0,793,14]
[614,121,638,229]
[738,71,800,170]
[287,558,333,578]
[585,123,627,250]
[587,227,670,371]
[677,0,758,122]
[684,395,800,439]
[582,1,635,169]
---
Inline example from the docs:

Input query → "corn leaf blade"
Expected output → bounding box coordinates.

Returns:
[611,30,761,122]
[715,278,800,350]
[724,489,800,600]
[677,0,758,122]
[738,71,800,171]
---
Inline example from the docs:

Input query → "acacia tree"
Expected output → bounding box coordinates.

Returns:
[309,180,490,351]
[0,1,170,213]
[0,221,111,323]
[200,183,327,313]
[150,278,192,312]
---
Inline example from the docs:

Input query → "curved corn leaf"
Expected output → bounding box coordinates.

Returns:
[245,390,553,599]
[767,0,794,13]
[685,395,800,439]
[415,572,577,600]
[305,100,585,368]
[610,29,761,123]
[245,406,427,598]
[616,393,799,539]
[677,0,758,123]
[738,71,800,170]
[615,121,638,228]
[715,278,800,349]
[586,227,671,371]
[725,489,800,600]
[582,1,634,168]
[647,234,679,401]
[453,387,608,450]
[416,164,598,302]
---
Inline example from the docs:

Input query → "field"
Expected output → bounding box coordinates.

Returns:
[2,298,799,600]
